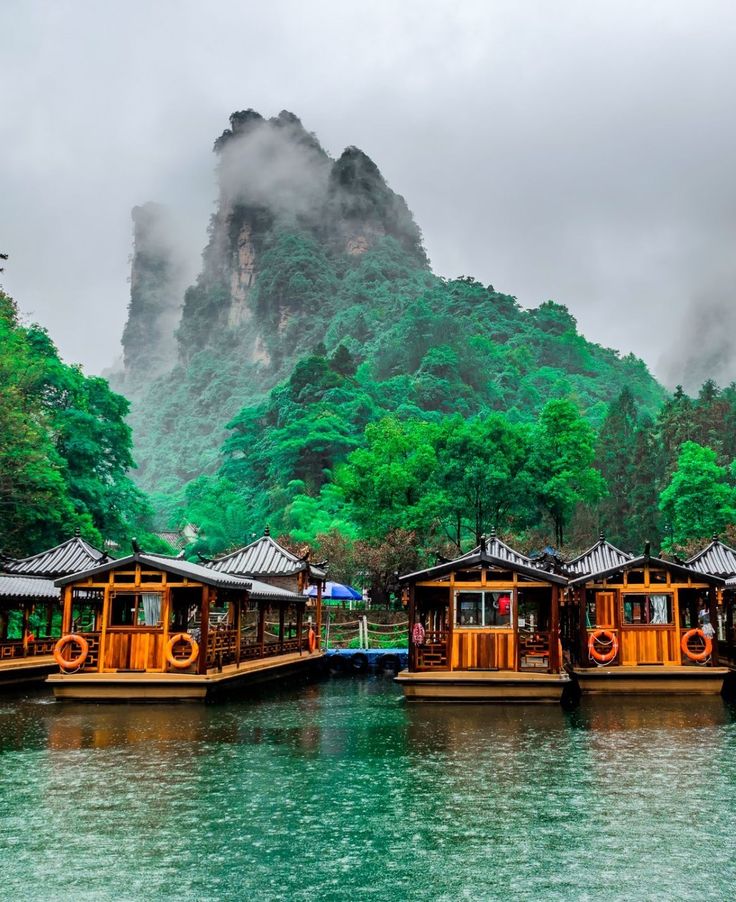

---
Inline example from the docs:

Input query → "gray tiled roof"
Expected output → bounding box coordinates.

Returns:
[207,534,326,580]
[685,539,736,578]
[458,533,533,567]
[0,575,59,601]
[4,536,107,577]
[566,536,633,576]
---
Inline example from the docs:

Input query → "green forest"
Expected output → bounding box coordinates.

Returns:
[5,110,736,600]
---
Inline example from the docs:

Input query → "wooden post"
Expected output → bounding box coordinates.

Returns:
[549,585,561,673]
[0,608,7,641]
[278,604,285,655]
[726,589,734,663]
[160,586,171,672]
[315,581,323,651]
[258,604,266,658]
[199,586,211,675]
[578,587,588,666]
[98,586,111,672]
[708,585,719,665]
[45,602,54,638]
[296,605,303,656]
[407,584,415,671]
[235,593,242,666]
[62,586,73,634]
[21,603,30,656]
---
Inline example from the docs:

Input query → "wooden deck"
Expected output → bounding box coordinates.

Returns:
[572,665,729,695]
[395,669,570,703]
[47,651,325,701]
[0,655,57,686]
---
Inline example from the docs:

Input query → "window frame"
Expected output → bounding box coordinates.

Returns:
[621,592,674,627]
[454,589,514,629]
[109,590,164,629]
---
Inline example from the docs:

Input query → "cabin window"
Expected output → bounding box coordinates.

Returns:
[455,591,512,628]
[626,571,645,585]
[110,592,163,627]
[622,593,673,625]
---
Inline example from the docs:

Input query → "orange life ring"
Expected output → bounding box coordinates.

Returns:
[165,633,199,669]
[588,629,618,665]
[53,634,89,671]
[308,627,317,653]
[681,628,712,662]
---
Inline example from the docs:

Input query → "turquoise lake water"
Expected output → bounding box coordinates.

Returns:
[1,676,735,901]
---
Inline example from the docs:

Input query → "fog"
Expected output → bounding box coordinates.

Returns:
[2,0,736,390]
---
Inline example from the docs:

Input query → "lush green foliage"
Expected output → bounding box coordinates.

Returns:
[0,290,164,556]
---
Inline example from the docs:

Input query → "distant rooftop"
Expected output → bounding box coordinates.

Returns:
[206,528,326,581]
[685,537,736,578]
[3,533,108,578]
[566,535,633,577]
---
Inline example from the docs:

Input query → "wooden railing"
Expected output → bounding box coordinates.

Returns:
[415,631,448,670]
[207,629,309,668]
[0,637,59,660]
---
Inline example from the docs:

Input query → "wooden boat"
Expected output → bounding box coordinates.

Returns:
[48,550,322,701]
[684,536,736,670]
[567,539,728,694]
[395,533,570,703]
[0,533,107,686]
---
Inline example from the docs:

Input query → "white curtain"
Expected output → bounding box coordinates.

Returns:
[650,595,669,624]
[142,593,162,626]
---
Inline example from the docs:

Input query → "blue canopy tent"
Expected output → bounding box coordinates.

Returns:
[306,581,362,601]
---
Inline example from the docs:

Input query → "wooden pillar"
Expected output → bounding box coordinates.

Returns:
[315,580,323,651]
[708,585,719,665]
[258,604,266,658]
[45,602,54,638]
[199,586,211,675]
[0,608,7,641]
[21,603,30,656]
[407,584,416,671]
[278,604,285,654]
[160,586,171,672]
[61,586,73,634]
[235,594,243,665]
[578,587,588,665]
[296,605,303,656]
[549,585,561,673]
[726,590,734,661]
[98,585,111,672]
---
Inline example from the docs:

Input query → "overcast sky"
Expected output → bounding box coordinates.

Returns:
[3,0,736,389]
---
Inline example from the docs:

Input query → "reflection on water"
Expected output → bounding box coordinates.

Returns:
[1,678,736,901]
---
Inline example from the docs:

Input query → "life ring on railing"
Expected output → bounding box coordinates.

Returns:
[411,623,426,646]
[165,633,199,670]
[53,634,89,671]
[308,627,317,653]
[681,628,712,663]
[588,629,618,665]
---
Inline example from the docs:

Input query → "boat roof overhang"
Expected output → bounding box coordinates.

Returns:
[568,555,725,588]
[400,551,568,586]
[53,553,305,604]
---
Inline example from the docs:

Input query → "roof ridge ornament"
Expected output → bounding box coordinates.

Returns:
[264,525,271,536]
[599,532,605,542]
[74,526,81,538]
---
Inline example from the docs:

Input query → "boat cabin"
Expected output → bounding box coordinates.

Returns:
[395,534,569,702]
[685,536,736,666]
[568,546,728,694]
[0,533,107,684]
[48,550,322,701]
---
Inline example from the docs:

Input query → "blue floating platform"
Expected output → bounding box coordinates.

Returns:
[324,648,408,673]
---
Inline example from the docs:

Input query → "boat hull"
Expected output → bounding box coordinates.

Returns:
[47,651,324,702]
[395,669,569,703]
[0,655,57,687]
[572,664,728,695]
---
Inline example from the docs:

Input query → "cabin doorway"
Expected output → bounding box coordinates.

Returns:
[517,588,552,671]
